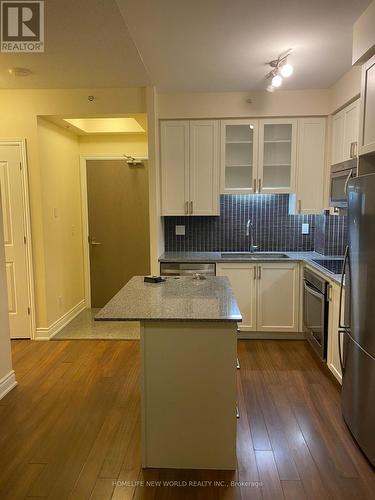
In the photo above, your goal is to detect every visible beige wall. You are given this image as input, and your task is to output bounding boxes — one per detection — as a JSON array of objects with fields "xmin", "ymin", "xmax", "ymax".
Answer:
[
  {"xmin": 158, "ymin": 89, "xmax": 331, "ymax": 119},
  {"xmin": 0, "ymin": 87, "xmax": 146, "ymax": 330},
  {"xmin": 0, "ymin": 196, "xmax": 13, "ymax": 384},
  {"xmin": 37, "ymin": 118, "xmax": 84, "ymax": 326},
  {"xmin": 330, "ymin": 66, "xmax": 362, "ymax": 113}
]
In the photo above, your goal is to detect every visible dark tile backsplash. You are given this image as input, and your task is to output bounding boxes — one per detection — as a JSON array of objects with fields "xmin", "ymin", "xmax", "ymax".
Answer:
[
  {"xmin": 314, "ymin": 214, "xmax": 347, "ymax": 256},
  {"xmin": 164, "ymin": 194, "xmax": 316, "ymax": 253}
]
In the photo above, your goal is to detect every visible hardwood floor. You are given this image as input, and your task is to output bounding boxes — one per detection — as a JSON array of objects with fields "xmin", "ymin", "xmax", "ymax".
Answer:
[{"xmin": 0, "ymin": 339, "xmax": 373, "ymax": 499}]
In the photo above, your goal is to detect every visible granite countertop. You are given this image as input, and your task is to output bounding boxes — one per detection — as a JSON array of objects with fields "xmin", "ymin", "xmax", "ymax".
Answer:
[
  {"xmin": 95, "ymin": 276, "xmax": 242, "ymax": 322},
  {"xmin": 159, "ymin": 251, "xmax": 344, "ymax": 285}
]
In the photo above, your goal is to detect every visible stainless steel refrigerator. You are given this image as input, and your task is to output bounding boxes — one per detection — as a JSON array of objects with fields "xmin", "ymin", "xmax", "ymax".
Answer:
[{"xmin": 340, "ymin": 173, "xmax": 375, "ymax": 466}]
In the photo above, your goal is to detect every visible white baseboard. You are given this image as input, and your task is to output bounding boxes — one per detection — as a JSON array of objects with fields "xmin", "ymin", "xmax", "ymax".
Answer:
[
  {"xmin": 0, "ymin": 370, "xmax": 17, "ymax": 400},
  {"xmin": 35, "ymin": 300, "xmax": 86, "ymax": 340},
  {"xmin": 238, "ymin": 331, "xmax": 305, "ymax": 340}
]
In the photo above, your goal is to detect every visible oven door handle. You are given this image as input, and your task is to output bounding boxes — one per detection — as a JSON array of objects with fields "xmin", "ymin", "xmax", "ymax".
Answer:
[{"xmin": 303, "ymin": 281, "xmax": 324, "ymax": 300}]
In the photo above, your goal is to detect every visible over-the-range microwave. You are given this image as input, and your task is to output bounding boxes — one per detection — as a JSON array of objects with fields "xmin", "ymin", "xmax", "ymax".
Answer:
[{"xmin": 330, "ymin": 159, "xmax": 357, "ymax": 209}]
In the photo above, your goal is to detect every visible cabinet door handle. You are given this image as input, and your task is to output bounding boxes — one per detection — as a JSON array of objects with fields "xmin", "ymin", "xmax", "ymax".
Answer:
[
  {"xmin": 298, "ymin": 199, "xmax": 302, "ymax": 214},
  {"xmin": 253, "ymin": 178, "xmax": 257, "ymax": 193},
  {"xmin": 258, "ymin": 265, "xmax": 262, "ymax": 280},
  {"xmin": 353, "ymin": 142, "xmax": 357, "ymax": 157},
  {"xmin": 189, "ymin": 201, "xmax": 193, "ymax": 214},
  {"xmin": 253, "ymin": 266, "xmax": 257, "ymax": 280},
  {"xmin": 185, "ymin": 201, "xmax": 189, "ymax": 215},
  {"xmin": 328, "ymin": 284, "xmax": 333, "ymax": 302},
  {"xmin": 258, "ymin": 179, "xmax": 262, "ymax": 193}
]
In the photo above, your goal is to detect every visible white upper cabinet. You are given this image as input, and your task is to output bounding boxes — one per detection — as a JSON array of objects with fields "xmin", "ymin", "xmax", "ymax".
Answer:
[
  {"xmin": 221, "ymin": 118, "xmax": 297, "ymax": 194},
  {"xmin": 160, "ymin": 121, "xmax": 189, "ymax": 216},
  {"xmin": 331, "ymin": 112, "xmax": 345, "ymax": 165},
  {"xmin": 258, "ymin": 119, "xmax": 297, "ymax": 194},
  {"xmin": 221, "ymin": 120, "xmax": 258, "ymax": 194},
  {"xmin": 343, "ymin": 101, "xmax": 360, "ymax": 160},
  {"xmin": 160, "ymin": 120, "xmax": 219, "ymax": 216},
  {"xmin": 359, "ymin": 54, "xmax": 375, "ymax": 156},
  {"xmin": 331, "ymin": 99, "xmax": 360, "ymax": 164},
  {"xmin": 189, "ymin": 121, "xmax": 219, "ymax": 215},
  {"xmin": 295, "ymin": 118, "xmax": 326, "ymax": 214}
]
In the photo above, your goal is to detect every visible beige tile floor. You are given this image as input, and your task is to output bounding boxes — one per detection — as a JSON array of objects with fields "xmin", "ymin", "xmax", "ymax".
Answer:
[{"xmin": 53, "ymin": 308, "xmax": 140, "ymax": 340}]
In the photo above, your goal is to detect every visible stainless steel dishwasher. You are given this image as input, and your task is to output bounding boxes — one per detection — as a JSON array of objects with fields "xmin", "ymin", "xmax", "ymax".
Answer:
[{"xmin": 160, "ymin": 262, "xmax": 216, "ymax": 276}]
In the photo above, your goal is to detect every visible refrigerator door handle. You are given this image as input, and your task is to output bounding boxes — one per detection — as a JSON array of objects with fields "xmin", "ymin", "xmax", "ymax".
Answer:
[
  {"xmin": 339, "ymin": 245, "xmax": 350, "ymax": 330},
  {"xmin": 338, "ymin": 329, "xmax": 346, "ymax": 374},
  {"xmin": 344, "ymin": 169, "xmax": 353, "ymax": 194}
]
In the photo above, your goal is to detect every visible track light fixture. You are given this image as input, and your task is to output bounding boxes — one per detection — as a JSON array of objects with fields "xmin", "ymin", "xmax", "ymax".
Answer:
[{"xmin": 265, "ymin": 49, "xmax": 294, "ymax": 92}]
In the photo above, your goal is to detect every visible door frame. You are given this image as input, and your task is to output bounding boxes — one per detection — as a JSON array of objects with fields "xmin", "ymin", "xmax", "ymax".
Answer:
[
  {"xmin": 79, "ymin": 155, "xmax": 148, "ymax": 308},
  {"xmin": 0, "ymin": 139, "xmax": 36, "ymax": 339}
]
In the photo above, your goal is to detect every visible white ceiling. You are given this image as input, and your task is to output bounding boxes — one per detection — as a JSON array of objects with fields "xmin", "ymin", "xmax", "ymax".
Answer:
[
  {"xmin": 115, "ymin": 0, "xmax": 370, "ymax": 92},
  {"xmin": 0, "ymin": 0, "xmax": 370, "ymax": 91},
  {"xmin": 0, "ymin": 0, "xmax": 150, "ymax": 88}
]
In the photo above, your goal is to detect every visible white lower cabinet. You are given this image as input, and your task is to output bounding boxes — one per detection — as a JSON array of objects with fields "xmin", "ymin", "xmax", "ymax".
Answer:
[
  {"xmin": 327, "ymin": 282, "xmax": 344, "ymax": 384},
  {"xmin": 257, "ymin": 263, "xmax": 299, "ymax": 332},
  {"xmin": 216, "ymin": 263, "xmax": 257, "ymax": 331},
  {"xmin": 217, "ymin": 262, "xmax": 300, "ymax": 335}
]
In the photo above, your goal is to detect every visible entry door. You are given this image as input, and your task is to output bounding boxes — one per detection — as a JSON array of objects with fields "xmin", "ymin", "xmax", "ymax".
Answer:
[
  {"xmin": 0, "ymin": 144, "xmax": 31, "ymax": 339},
  {"xmin": 86, "ymin": 160, "xmax": 150, "ymax": 308}
]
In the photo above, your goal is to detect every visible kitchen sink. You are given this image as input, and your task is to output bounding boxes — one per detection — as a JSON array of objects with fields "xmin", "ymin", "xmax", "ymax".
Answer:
[{"xmin": 220, "ymin": 252, "xmax": 289, "ymax": 259}]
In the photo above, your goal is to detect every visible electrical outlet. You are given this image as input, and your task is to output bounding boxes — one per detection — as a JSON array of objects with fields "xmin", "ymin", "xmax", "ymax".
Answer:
[
  {"xmin": 302, "ymin": 223, "xmax": 309, "ymax": 235},
  {"xmin": 175, "ymin": 225, "xmax": 185, "ymax": 236}
]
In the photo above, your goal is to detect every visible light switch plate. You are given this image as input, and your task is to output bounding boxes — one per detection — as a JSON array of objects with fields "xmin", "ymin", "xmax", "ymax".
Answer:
[
  {"xmin": 175, "ymin": 225, "xmax": 185, "ymax": 236},
  {"xmin": 302, "ymin": 223, "xmax": 309, "ymax": 235}
]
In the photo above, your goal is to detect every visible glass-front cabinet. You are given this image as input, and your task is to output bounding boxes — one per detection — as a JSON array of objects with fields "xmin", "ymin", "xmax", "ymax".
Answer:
[
  {"xmin": 221, "ymin": 118, "xmax": 297, "ymax": 194},
  {"xmin": 258, "ymin": 119, "xmax": 297, "ymax": 193},
  {"xmin": 221, "ymin": 119, "xmax": 258, "ymax": 194}
]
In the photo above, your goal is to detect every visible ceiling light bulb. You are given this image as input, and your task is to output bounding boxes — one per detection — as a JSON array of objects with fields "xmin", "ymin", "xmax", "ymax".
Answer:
[
  {"xmin": 280, "ymin": 63, "xmax": 294, "ymax": 78},
  {"xmin": 271, "ymin": 74, "xmax": 283, "ymax": 88},
  {"xmin": 266, "ymin": 84, "xmax": 275, "ymax": 93}
]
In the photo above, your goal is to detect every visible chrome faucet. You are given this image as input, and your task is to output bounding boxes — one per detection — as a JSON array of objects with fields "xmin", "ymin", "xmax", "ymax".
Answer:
[{"xmin": 246, "ymin": 219, "xmax": 258, "ymax": 253}]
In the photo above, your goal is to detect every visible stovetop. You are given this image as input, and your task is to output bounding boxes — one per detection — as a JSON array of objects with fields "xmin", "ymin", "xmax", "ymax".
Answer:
[{"xmin": 311, "ymin": 259, "xmax": 344, "ymax": 275}]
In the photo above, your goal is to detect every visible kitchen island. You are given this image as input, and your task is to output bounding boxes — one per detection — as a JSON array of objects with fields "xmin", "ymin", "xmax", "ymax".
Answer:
[{"xmin": 96, "ymin": 275, "xmax": 241, "ymax": 470}]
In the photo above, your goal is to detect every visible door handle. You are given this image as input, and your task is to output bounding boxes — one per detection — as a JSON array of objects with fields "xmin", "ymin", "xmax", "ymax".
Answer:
[
  {"xmin": 253, "ymin": 178, "xmax": 257, "ymax": 193},
  {"xmin": 185, "ymin": 201, "xmax": 189, "ymax": 215},
  {"xmin": 298, "ymin": 199, "xmax": 302, "ymax": 214},
  {"xmin": 189, "ymin": 201, "xmax": 193, "ymax": 215},
  {"xmin": 253, "ymin": 266, "xmax": 257, "ymax": 280},
  {"xmin": 90, "ymin": 237, "xmax": 102, "ymax": 246},
  {"xmin": 258, "ymin": 178, "xmax": 262, "ymax": 193},
  {"xmin": 258, "ymin": 265, "xmax": 262, "ymax": 280}
]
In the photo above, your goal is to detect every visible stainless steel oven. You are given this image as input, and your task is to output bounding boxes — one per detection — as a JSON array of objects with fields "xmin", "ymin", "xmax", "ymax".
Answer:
[
  {"xmin": 303, "ymin": 268, "xmax": 329, "ymax": 360},
  {"xmin": 330, "ymin": 159, "xmax": 357, "ymax": 209}
]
